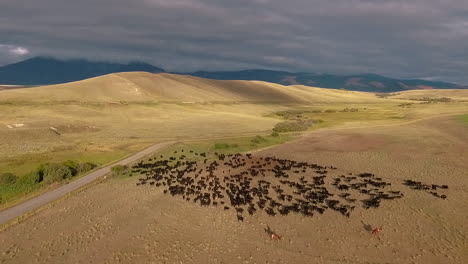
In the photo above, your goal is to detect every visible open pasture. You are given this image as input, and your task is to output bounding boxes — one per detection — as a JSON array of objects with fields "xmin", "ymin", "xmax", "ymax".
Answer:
[{"xmin": 1, "ymin": 113, "xmax": 467, "ymax": 263}]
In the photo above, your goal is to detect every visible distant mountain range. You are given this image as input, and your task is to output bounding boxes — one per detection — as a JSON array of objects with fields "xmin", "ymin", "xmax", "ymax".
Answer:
[
  {"xmin": 0, "ymin": 57, "xmax": 164, "ymax": 85},
  {"xmin": 189, "ymin": 70, "xmax": 464, "ymax": 92},
  {"xmin": 0, "ymin": 57, "xmax": 465, "ymax": 92}
]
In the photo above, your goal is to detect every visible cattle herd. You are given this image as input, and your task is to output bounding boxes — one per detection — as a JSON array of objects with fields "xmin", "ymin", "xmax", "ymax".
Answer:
[
  {"xmin": 403, "ymin": 180, "xmax": 448, "ymax": 199},
  {"xmin": 133, "ymin": 150, "xmax": 448, "ymax": 221}
]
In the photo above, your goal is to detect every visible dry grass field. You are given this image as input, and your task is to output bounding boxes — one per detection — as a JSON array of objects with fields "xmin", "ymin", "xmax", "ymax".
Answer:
[
  {"xmin": 0, "ymin": 114, "xmax": 466, "ymax": 264},
  {"xmin": 0, "ymin": 72, "xmax": 467, "ymax": 263},
  {"xmin": 0, "ymin": 72, "xmax": 399, "ymax": 206},
  {"xmin": 387, "ymin": 89, "xmax": 468, "ymax": 101},
  {"xmin": 1, "ymin": 73, "xmax": 464, "ymax": 176},
  {"xmin": 0, "ymin": 73, "xmax": 390, "ymax": 173}
]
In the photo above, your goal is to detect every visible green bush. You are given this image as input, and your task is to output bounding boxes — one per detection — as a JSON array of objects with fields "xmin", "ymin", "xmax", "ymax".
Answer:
[
  {"xmin": 271, "ymin": 131, "xmax": 279, "ymax": 137},
  {"xmin": 340, "ymin": 108, "xmax": 359, "ymax": 112},
  {"xmin": 398, "ymin": 103, "xmax": 413, "ymax": 108},
  {"xmin": 251, "ymin": 135, "xmax": 267, "ymax": 144},
  {"xmin": 35, "ymin": 163, "xmax": 50, "ymax": 182},
  {"xmin": 77, "ymin": 162, "xmax": 97, "ymax": 174},
  {"xmin": 214, "ymin": 143, "xmax": 230, "ymax": 149},
  {"xmin": 272, "ymin": 120, "xmax": 314, "ymax": 133},
  {"xmin": 0, "ymin": 160, "xmax": 98, "ymax": 206},
  {"xmin": 63, "ymin": 160, "xmax": 79, "ymax": 176},
  {"xmin": 20, "ymin": 171, "xmax": 42, "ymax": 185},
  {"xmin": 275, "ymin": 110, "xmax": 308, "ymax": 119},
  {"xmin": 416, "ymin": 97, "xmax": 451, "ymax": 102},
  {"xmin": 43, "ymin": 163, "xmax": 73, "ymax": 184},
  {"xmin": 0, "ymin": 173, "xmax": 17, "ymax": 185},
  {"xmin": 324, "ymin": 109, "xmax": 337, "ymax": 113},
  {"xmin": 111, "ymin": 165, "xmax": 129, "ymax": 177},
  {"xmin": 214, "ymin": 143, "xmax": 239, "ymax": 149}
]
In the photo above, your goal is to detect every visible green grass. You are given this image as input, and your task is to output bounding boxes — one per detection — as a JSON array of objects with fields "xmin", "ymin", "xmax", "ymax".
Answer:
[
  {"xmin": 0, "ymin": 172, "xmax": 43, "ymax": 206},
  {"xmin": 273, "ymin": 120, "xmax": 314, "ymax": 132},
  {"xmin": 0, "ymin": 144, "xmax": 140, "ymax": 209},
  {"xmin": 0, "ymin": 148, "xmax": 132, "ymax": 177},
  {"xmin": 2, "ymin": 99, "xmax": 466, "ymax": 204},
  {"xmin": 269, "ymin": 101, "xmax": 468, "ymax": 131},
  {"xmin": 455, "ymin": 114, "xmax": 468, "ymax": 124},
  {"xmin": 272, "ymin": 103, "xmax": 409, "ymax": 130},
  {"xmin": 214, "ymin": 143, "xmax": 239, "ymax": 149},
  {"xmin": 124, "ymin": 134, "xmax": 297, "ymax": 174},
  {"xmin": 110, "ymin": 164, "xmax": 132, "ymax": 179},
  {"xmin": 0, "ymin": 160, "xmax": 98, "ymax": 208}
]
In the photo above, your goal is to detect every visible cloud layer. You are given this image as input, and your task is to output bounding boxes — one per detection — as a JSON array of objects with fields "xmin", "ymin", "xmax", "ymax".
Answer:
[
  {"xmin": 0, "ymin": 44, "xmax": 30, "ymax": 59},
  {"xmin": 1, "ymin": 0, "xmax": 467, "ymax": 83}
]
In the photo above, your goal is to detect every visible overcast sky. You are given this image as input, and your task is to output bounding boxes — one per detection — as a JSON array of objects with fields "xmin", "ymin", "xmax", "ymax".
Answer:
[{"xmin": 1, "ymin": 0, "xmax": 467, "ymax": 84}]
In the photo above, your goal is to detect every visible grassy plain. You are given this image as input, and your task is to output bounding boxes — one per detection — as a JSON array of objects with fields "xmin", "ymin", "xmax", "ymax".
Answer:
[
  {"xmin": 456, "ymin": 114, "xmax": 468, "ymax": 124},
  {"xmin": 1, "ymin": 113, "xmax": 467, "ymax": 263},
  {"xmin": 0, "ymin": 72, "xmax": 467, "ymax": 207},
  {"xmin": 387, "ymin": 89, "xmax": 468, "ymax": 101}
]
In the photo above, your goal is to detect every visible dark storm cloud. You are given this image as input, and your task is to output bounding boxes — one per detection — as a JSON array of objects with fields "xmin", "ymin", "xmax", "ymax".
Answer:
[{"xmin": 1, "ymin": 0, "xmax": 467, "ymax": 83}]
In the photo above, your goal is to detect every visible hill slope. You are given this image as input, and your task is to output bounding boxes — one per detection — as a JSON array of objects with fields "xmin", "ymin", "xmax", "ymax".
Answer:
[
  {"xmin": 0, "ymin": 72, "xmax": 384, "ymax": 103},
  {"xmin": 387, "ymin": 89, "xmax": 468, "ymax": 101}
]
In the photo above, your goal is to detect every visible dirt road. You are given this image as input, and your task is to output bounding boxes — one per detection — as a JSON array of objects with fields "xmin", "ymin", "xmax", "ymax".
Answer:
[{"xmin": 0, "ymin": 141, "xmax": 175, "ymax": 225}]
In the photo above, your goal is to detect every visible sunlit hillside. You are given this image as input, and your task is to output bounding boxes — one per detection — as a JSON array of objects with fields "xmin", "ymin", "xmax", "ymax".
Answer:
[{"xmin": 0, "ymin": 72, "xmax": 385, "ymax": 104}]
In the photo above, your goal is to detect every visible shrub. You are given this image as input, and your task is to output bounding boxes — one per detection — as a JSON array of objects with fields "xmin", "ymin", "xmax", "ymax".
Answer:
[
  {"xmin": 271, "ymin": 131, "xmax": 279, "ymax": 137},
  {"xmin": 417, "ymin": 97, "xmax": 451, "ymax": 102},
  {"xmin": 376, "ymin": 93, "xmax": 391, "ymax": 98},
  {"xmin": 43, "ymin": 163, "xmax": 73, "ymax": 184},
  {"xmin": 20, "ymin": 171, "xmax": 42, "ymax": 185},
  {"xmin": 214, "ymin": 143, "xmax": 230, "ymax": 149},
  {"xmin": 111, "ymin": 165, "xmax": 128, "ymax": 173},
  {"xmin": 0, "ymin": 173, "xmax": 17, "ymax": 185},
  {"xmin": 77, "ymin": 162, "xmax": 97, "ymax": 174},
  {"xmin": 35, "ymin": 163, "xmax": 50, "ymax": 182},
  {"xmin": 214, "ymin": 143, "xmax": 239, "ymax": 149},
  {"xmin": 251, "ymin": 135, "xmax": 267, "ymax": 144},
  {"xmin": 62, "ymin": 160, "xmax": 79, "ymax": 176},
  {"xmin": 324, "ymin": 109, "xmax": 336, "ymax": 113},
  {"xmin": 272, "ymin": 120, "xmax": 314, "ymax": 133},
  {"xmin": 275, "ymin": 110, "xmax": 309, "ymax": 120},
  {"xmin": 398, "ymin": 103, "xmax": 413, "ymax": 108},
  {"xmin": 111, "ymin": 165, "xmax": 129, "ymax": 177},
  {"xmin": 340, "ymin": 107, "xmax": 359, "ymax": 112}
]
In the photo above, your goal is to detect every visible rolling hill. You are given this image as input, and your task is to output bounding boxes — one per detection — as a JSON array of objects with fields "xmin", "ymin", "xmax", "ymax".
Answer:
[
  {"xmin": 387, "ymin": 89, "xmax": 468, "ymax": 101},
  {"xmin": 0, "ymin": 72, "xmax": 385, "ymax": 103}
]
